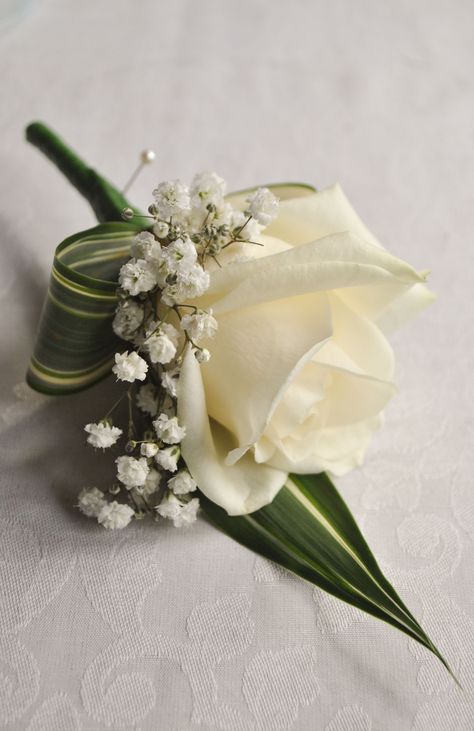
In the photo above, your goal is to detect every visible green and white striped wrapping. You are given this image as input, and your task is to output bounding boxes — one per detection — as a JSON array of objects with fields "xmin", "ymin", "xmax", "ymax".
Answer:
[{"xmin": 27, "ymin": 223, "xmax": 141, "ymax": 394}]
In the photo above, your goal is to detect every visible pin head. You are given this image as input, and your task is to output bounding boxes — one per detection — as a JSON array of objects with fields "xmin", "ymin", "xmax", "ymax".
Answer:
[{"xmin": 140, "ymin": 149, "xmax": 156, "ymax": 164}]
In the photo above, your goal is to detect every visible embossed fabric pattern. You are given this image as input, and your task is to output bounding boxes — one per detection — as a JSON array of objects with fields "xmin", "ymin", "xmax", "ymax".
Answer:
[{"xmin": 0, "ymin": 1, "xmax": 473, "ymax": 729}]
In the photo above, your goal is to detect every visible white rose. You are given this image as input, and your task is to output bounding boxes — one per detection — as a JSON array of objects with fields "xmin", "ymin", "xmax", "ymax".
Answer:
[{"xmin": 178, "ymin": 184, "xmax": 434, "ymax": 516}]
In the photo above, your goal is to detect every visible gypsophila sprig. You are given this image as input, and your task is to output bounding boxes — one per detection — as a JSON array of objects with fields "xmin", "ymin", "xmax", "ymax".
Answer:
[
  {"xmin": 84, "ymin": 422, "xmax": 123, "ymax": 449},
  {"xmin": 112, "ymin": 351, "xmax": 148, "ymax": 382},
  {"xmin": 77, "ymin": 173, "xmax": 279, "ymax": 529},
  {"xmin": 77, "ymin": 487, "xmax": 106, "ymax": 518}
]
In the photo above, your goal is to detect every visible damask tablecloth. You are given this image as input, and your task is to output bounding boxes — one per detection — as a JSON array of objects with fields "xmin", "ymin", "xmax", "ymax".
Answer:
[{"xmin": 1, "ymin": 1, "xmax": 473, "ymax": 728}]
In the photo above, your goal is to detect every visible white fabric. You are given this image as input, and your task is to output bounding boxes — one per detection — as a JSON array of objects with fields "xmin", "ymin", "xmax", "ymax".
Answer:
[{"xmin": 1, "ymin": 0, "xmax": 473, "ymax": 728}]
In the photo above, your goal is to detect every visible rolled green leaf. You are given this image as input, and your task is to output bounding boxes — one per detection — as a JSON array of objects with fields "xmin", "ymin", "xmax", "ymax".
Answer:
[
  {"xmin": 27, "ymin": 222, "xmax": 141, "ymax": 394},
  {"xmin": 200, "ymin": 472, "xmax": 455, "ymax": 680}
]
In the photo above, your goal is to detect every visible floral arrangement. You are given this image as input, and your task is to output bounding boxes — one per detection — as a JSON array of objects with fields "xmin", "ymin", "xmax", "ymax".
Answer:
[
  {"xmin": 79, "ymin": 175, "xmax": 281, "ymax": 530},
  {"xmin": 26, "ymin": 122, "xmax": 455, "ymax": 681}
]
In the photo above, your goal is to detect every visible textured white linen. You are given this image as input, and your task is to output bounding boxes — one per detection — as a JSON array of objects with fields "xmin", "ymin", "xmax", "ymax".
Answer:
[{"xmin": 0, "ymin": 0, "xmax": 473, "ymax": 728}]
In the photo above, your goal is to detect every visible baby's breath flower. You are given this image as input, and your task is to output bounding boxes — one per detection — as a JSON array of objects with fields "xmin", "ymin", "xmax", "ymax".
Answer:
[
  {"xmin": 136, "ymin": 468, "xmax": 162, "ymax": 497},
  {"xmin": 84, "ymin": 422, "xmax": 122, "ymax": 449},
  {"xmin": 145, "ymin": 332, "xmax": 177, "ymax": 364},
  {"xmin": 228, "ymin": 209, "xmax": 260, "ymax": 242},
  {"xmin": 131, "ymin": 231, "xmax": 162, "ymax": 262},
  {"xmin": 186, "ymin": 207, "xmax": 207, "ymax": 235},
  {"xmin": 153, "ymin": 414, "xmax": 186, "ymax": 444},
  {"xmin": 190, "ymin": 171, "xmax": 226, "ymax": 209},
  {"xmin": 245, "ymin": 187, "xmax": 279, "ymax": 226},
  {"xmin": 113, "ymin": 299, "xmax": 144, "ymax": 341},
  {"xmin": 153, "ymin": 221, "xmax": 169, "ymax": 239},
  {"xmin": 136, "ymin": 383, "xmax": 159, "ymax": 416},
  {"xmin": 112, "ymin": 351, "xmax": 148, "ymax": 382},
  {"xmin": 161, "ymin": 237, "xmax": 197, "ymax": 274},
  {"xmin": 98, "ymin": 501, "xmax": 134, "ymax": 529},
  {"xmin": 119, "ymin": 258, "xmax": 157, "ymax": 296},
  {"xmin": 181, "ymin": 310, "xmax": 218, "ymax": 343},
  {"xmin": 141, "ymin": 442, "xmax": 159, "ymax": 458},
  {"xmin": 168, "ymin": 469, "xmax": 197, "ymax": 495},
  {"xmin": 144, "ymin": 321, "xmax": 180, "ymax": 365},
  {"xmin": 213, "ymin": 202, "xmax": 233, "ymax": 227},
  {"xmin": 195, "ymin": 347, "xmax": 211, "ymax": 364},
  {"xmin": 152, "ymin": 180, "xmax": 190, "ymax": 220},
  {"xmin": 161, "ymin": 367, "xmax": 180, "ymax": 398},
  {"xmin": 156, "ymin": 494, "xmax": 199, "ymax": 527},
  {"xmin": 154, "ymin": 445, "xmax": 180, "ymax": 472},
  {"xmin": 96, "ymin": 169, "xmax": 278, "ymax": 530},
  {"xmin": 116, "ymin": 455, "xmax": 149, "ymax": 488},
  {"xmin": 162, "ymin": 264, "xmax": 210, "ymax": 305},
  {"xmin": 77, "ymin": 487, "xmax": 106, "ymax": 518}
]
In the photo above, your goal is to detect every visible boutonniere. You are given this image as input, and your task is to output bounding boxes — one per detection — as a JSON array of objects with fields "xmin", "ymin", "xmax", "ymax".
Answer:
[{"xmin": 26, "ymin": 121, "xmax": 456, "ymax": 682}]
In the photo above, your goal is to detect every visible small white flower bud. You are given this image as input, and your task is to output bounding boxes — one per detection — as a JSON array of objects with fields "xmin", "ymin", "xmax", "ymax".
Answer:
[
  {"xmin": 195, "ymin": 348, "xmax": 210, "ymax": 363},
  {"xmin": 141, "ymin": 442, "xmax": 159, "ymax": 458},
  {"xmin": 153, "ymin": 221, "xmax": 169, "ymax": 238},
  {"xmin": 121, "ymin": 207, "xmax": 134, "ymax": 221}
]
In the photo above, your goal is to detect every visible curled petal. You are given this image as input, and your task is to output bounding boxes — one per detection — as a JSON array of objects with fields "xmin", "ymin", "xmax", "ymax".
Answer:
[{"xmin": 178, "ymin": 347, "xmax": 287, "ymax": 515}]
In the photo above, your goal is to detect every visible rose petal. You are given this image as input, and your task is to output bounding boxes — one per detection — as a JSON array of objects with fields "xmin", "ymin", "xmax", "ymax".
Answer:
[
  {"xmin": 201, "ymin": 291, "xmax": 332, "ymax": 453},
  {"xmin": 374, "ymin": 282, "xmax": 436, "ymax": 334},
  {"xmin": 178, "ymin": 347, "xmax": 287, "ymax": 515},
  {"xmin": 263, "ymin": 415, "xmax": 385, "ymax": 476},
  {"xmin": 263, "ymin": 184, "xmax": 383, "ymax": 248},
  {"xmin": 316, "ymin": 294, "xmax": 395, "ymax": 380},
  {"xmin": 202, "ymin": 232, "xmax": 425, "ymax": 317}
]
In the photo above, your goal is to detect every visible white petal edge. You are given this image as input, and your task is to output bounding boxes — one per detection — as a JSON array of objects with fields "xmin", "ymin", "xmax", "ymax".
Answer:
[
  {"xmin": 262, "ymin": 184, "xmax": 384, "ymax": 249},
  {"xmin": 202, "ymin": 232, "xmax": 426, "ymax": 317}
]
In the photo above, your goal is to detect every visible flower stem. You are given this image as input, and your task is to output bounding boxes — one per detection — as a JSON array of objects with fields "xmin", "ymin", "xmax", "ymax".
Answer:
[{"xmin": 25, "ymin": 121, "xmax": 142, "ymax": 223}]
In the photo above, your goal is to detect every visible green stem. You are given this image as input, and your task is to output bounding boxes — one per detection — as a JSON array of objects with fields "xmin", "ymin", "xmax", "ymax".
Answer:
[{"xmin": 25, "ymin": 121, "xmax": 141, "ymax": 223}]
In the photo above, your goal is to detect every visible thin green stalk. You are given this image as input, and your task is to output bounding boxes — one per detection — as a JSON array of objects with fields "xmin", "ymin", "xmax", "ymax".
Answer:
[{"xmin": 25, "ymin": 122, "xmax": 142, "ymax": 223}]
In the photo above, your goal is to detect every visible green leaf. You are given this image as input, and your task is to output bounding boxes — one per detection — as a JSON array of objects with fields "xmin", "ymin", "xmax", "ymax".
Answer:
[
  {"xmin": 200, "ymin": 472, "xmax": 457, "ymax": 681},
  {"xmin": 26, "ymin": 222, "xmax": 141, "ymax": 395}
]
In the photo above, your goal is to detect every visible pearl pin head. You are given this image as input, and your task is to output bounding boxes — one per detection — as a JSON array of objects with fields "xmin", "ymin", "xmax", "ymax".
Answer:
[{"xmin": 140, "ymin": 149, "xmax": 156, "ymax": 164}]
